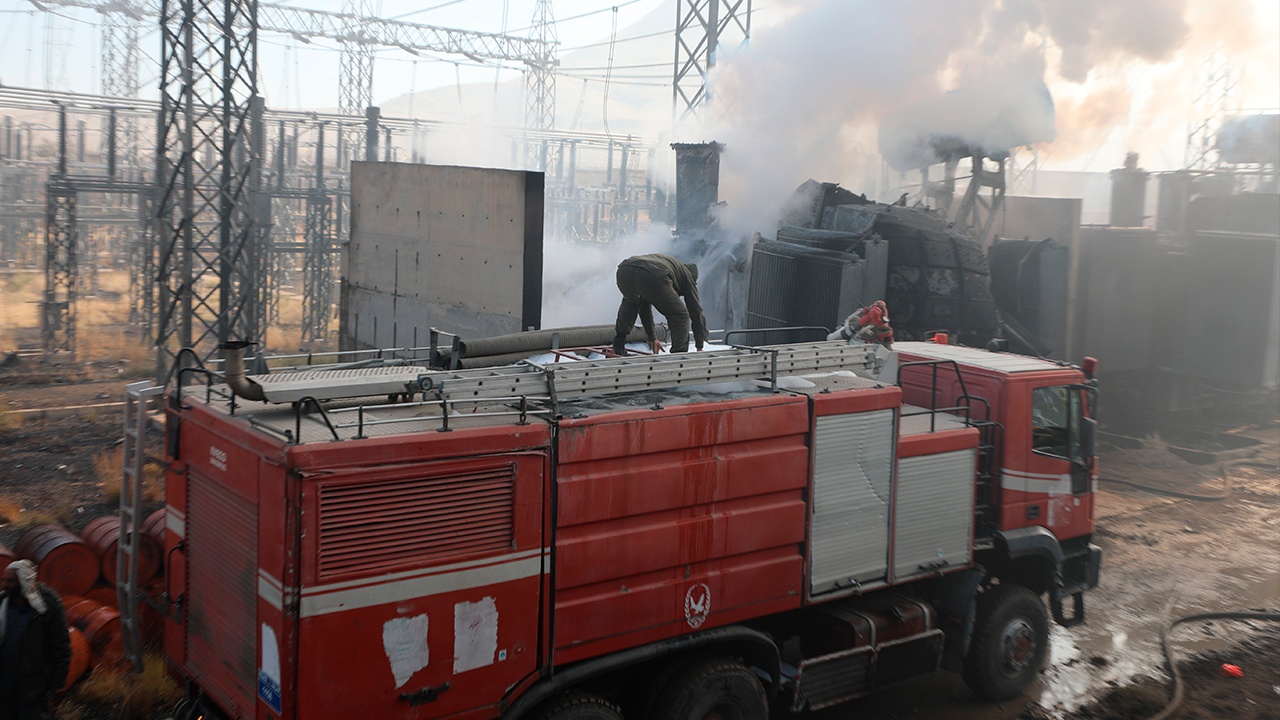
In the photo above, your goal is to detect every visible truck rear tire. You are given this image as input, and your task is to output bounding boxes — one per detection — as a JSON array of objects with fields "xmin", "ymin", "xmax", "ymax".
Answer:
[
  {"xmin": 535, "ymin": 692, "xmax": 625, "ymax": 720},
  {"xmin": 652, "ymin": 658, "xmax": 768, "ymax": 720},
  {"xmin": 962, "ymin": 583, "xmax": 1049, "ymax": 700}
]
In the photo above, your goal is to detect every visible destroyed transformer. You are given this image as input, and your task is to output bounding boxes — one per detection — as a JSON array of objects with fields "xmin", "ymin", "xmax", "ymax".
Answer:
[
  {"xmin": 153, "ymin": 335, "xmax": 1101, "ymax": 720},
  {"xmin": 746, "ymin": 180, "xmax": 1000, "ymax": 347}
]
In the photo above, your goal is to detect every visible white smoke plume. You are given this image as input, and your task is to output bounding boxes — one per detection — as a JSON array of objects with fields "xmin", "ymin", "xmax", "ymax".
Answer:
[
  {"xmin": 687, "ymin": 0, "xmax": 1274, "ymax": 231},
  {"xmin": 542, "ymin": 225, "xmax": 676, "ymax": 328}
]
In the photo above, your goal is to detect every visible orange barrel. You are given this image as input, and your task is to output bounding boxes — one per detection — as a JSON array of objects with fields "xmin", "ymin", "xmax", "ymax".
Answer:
[
  {"xmin": 14, "ymin": 524, "xmax": 99, "ymax": 596},
  {"xmin": 60, "ymin": 627, "xmax": 91, "ymax": 693},
  {"xmin": 59, "ymin": 594, "xmax": 88, "ymax": 611},
  {"xmin": 63, "ymin": 595, "xmax": 124, "ymax": 667},
  {"xmin": 0, "ymin": 542, "xmax": 15, "ymax": 567},
  {"xmin": 142, "ymin": 508, "xmax": 167, "ymax": 559},
  {"xmin": 84, "ymin": 584, "xmax": 119, "ymax": 608},
  {"xmin": 80, "ymin": 515, "xmax": 161, "ymax": 586}
]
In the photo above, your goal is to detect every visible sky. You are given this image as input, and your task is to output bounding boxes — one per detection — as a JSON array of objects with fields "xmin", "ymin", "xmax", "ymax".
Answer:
[
  {"xmin": 0, "ymin": 0, "xmax": 671, "ymax": 110},
  {"xmin": 1, "ymin": 0, "xmax": 1277, "ymax": 184}
]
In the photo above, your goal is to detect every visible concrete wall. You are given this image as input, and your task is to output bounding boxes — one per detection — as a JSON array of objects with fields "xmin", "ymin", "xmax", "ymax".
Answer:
[
  {"xmin": 996, "ymin": 196, "xmax": 1083, "ymax": 358},
  {"xmin": 341, "ymin": 162, "xmax": 543, "ymax": 351}
]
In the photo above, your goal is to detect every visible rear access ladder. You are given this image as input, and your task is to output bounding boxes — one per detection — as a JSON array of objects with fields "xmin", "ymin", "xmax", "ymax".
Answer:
[
  {"xmin": 118, "ymin": 380, "xmax": 164, "ymax": 672},
  {"xmin": 421, "ymin": 341, "xmax": 879, "ymax": 406}
]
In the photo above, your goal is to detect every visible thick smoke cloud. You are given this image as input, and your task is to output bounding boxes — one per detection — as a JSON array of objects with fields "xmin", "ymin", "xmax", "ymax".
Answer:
[
  {"xmin": 692, "ymin": 0, "xmax": 1227, "ymax": 229},
  {"xmin": 541, "ymin": 0, "xmax": 1277, "ymax": 328}
]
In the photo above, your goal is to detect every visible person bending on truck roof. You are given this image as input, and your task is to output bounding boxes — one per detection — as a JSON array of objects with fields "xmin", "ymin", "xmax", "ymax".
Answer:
[
  {"xmin": 0, "ymin": 560, "xmax": 70, "ymax": 720},
  {"xmin": 613, "ymin": 253, "xmax": 710, "ymax": 356}
]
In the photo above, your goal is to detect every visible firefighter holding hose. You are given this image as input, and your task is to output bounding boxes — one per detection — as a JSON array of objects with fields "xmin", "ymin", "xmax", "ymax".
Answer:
[
  {"xmin": 828, "ymin": 300, "xmax": 895, "ymax": 349},
  {"xmin": 612, "ymin": 253, "xmax": 709, "ymax": 356}
]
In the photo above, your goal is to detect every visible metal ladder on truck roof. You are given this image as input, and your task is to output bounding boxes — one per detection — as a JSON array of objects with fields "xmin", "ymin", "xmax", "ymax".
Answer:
[
  {"xmin": 118, "ymin": 380, "xmax": 164, "ymax": 672},
  {"xmin": 422, "ymin": 341, "xmax": 879, "ymax": 405}
]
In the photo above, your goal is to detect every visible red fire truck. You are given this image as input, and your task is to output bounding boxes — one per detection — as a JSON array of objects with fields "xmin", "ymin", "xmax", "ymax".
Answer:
[{"xmin": 155, "ymin": 337, "xmax": 1100, "ymax": 719}]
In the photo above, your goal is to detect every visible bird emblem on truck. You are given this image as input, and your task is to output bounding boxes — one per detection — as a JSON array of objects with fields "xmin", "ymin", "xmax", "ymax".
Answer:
[{"xmin": 684, "ymin": 583, "xmax": 711, "ymax": 628}]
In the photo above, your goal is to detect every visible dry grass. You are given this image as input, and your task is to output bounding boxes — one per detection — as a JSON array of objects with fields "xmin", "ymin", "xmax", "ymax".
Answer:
[
  {"xmin": 7, "ymin": 508, "xmax": 74, "ymax": 531},
  {"xmin": 0, "ymin": 498, "xmax": 23, "ymax": 525},
  {"xmin": 2, "ymin": 267, "xmax": 326, "ymax": 364},
  {"xmin": 0, "ymin": 411, "xmax": 23, "ymax": 430},
  {"xmin": 67, "ymin": 653, "xmax": 182, "ymax": 720},
  {"xmin": 96, "ymin": 448, "xmax": 165, "ymax": 505}
]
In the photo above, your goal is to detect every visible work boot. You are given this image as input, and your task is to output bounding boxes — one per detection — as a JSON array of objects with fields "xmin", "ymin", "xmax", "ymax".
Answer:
[{"xmin": 612, "ymin": 336, "xmax": 627, "ymax": 357}]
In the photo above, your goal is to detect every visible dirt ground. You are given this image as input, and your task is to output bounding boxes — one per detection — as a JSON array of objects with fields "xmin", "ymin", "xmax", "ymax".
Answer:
[{"xmin": 1, "ymin": 367, "xmax": 1277, "ymax": 719}]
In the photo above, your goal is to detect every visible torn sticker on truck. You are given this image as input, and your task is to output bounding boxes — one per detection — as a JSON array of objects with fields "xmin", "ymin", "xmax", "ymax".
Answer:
[
  {"xmin": 383, "ymin": 614, "xmax": 430, "ymax": 689},
  {"xmin": 454, "ymin": 597, "xmax": 498, "ymax": 674},
  {"xmin": 258, "ymin": 624, "xmax": 282, "ymax": 714}
]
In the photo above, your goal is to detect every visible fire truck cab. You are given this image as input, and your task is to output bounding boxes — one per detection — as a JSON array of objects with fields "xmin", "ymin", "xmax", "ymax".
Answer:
[{"xmin": 158, "ymin": 338, "xmax": 1100, "ymax": 720}]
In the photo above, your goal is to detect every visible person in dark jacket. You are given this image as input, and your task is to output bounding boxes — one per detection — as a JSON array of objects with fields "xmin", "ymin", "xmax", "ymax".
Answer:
[
  {"xmin": 0, "ymin": 560, "xmax": 71, "ymax": 720},
  {"xmin": 613, "ymin": 253, "xmax": 710, "ymax": 355}
]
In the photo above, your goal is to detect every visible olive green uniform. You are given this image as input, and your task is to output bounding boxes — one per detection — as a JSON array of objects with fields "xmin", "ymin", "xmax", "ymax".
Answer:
[{"xmin": 614, "ymin": 254, "xmax": 709, "ymax": 354}]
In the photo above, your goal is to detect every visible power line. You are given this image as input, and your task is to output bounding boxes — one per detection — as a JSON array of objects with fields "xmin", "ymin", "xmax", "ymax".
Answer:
[
  {"xmin": 602, "ymin": 6, "xmax": 618, "ymax": 139},
  {"xmin": 390, "ymin": 0, "xmax": 475, "ymax": 21},
  {"xmin": 561, "ymin": 61, "xmax": 668, "ymax": 71},
  {"xmin": 560, "ymin": 74, "xmax": 669, "ymax": 88},
  {"xmin": 560, "ymin": 29, "xmax": 669, "ymax": 52},
  {"xmin": 510, "ymin": 0, "xmax": 645, "ymax": 33}
]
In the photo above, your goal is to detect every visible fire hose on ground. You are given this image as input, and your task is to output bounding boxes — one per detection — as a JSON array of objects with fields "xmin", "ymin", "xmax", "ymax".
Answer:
[
  {"xmin": 1142, "ymin": 610, "xmax": 1280, "ymax": 720},
  {"xmin": 1098, "ymin": 443, "xmax": 1280, "ymax": 718},
  {"xmin": 1100, "ymin": 456, "xmax": 1279, "ymax": 502}
]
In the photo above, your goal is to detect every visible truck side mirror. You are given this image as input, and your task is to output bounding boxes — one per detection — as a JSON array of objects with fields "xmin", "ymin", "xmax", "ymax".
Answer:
[{"xmin": 1080, "ymin": 417, "xmax": 1097, "ymax": 460}]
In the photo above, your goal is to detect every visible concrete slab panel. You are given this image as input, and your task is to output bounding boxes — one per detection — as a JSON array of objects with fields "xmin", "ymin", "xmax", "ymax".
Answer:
[{"xmin": 341, "ymin": 162, "xmax": 543, "ymax": 351}]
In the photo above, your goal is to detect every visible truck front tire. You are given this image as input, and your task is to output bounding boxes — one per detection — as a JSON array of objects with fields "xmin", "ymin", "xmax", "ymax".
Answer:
[
  {"xmin": 962, "ymin": 584, "xmax": 1049, "ymax": 700},
  {"xmin": 652, "ymin": 658, "xmax": 768, "ymax": 720},
  {"xmin": 535, "ymin": 692, "xmax": 625, "ymax": 720}
]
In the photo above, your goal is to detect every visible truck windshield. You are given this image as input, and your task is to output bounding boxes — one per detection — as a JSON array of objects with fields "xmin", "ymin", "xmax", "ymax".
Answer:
[{"xmin": 1030, "ymin": 385, "xmax": 1084, "ymax": 460}]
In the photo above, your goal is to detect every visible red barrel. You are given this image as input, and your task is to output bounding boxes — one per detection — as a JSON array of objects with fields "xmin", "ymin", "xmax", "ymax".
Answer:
[
  {"xmin": 0, "ymin": 543, "xmax": 15, "ymax": 567},
  {"xmin": 80, "ymin": 515, "xmax": 161, "ymax": 585},
  {"xmin": 142, "ymin": 508, "xmax": 167, "ymax": 559},
  {"xmin": 60, "ymin": 627, "xmax": 91, "ymax": 693},
  {"xmin": 14, "ymin": 524, "xmax": 99, "ymax": 596},
  {"xmin": 63, "ymin": 596, "xmax": 124, "ymax": 667},
  {"xmin": 83, "ymin": 584, "xmax": 119, "ymax": 609}
]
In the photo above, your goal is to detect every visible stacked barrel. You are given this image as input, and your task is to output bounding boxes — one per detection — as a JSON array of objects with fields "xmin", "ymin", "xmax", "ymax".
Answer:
[{"xmin": 11, "ymin": 511, "xmax": 169, "ymax": 690}]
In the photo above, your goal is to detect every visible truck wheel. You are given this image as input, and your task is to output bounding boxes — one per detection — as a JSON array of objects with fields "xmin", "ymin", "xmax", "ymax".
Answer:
[
  {"xmin": 535, "ymin": 692, "xmax": 624, "ymax": 720},
  {"xmin": 963, "ymin": 583, "xmax": 1049, "ymax": 700},
  {"xmin": 652, "ymin": 658, "xmax": 768, "ymax": 720}
]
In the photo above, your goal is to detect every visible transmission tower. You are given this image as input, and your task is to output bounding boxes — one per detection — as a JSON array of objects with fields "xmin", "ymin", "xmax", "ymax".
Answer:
[
  {"xmin": 526, "ymin": 0, "xmax": 558, "ymax": 132},
  {"xmin": 672, "ymin": 0, "xmax": 751, "ymax": 128},
  {"xmin": 101, "ymin": 11, "xmax": 141, "ymax": 98},
  {"xmin": 154, "ymin": 0, "xmax": 264, "ymax": 379},
  {"xmin": 340, "ymin": 0, "xmax": 377, "ymax": 116},
  {"xmin": 1185, "ymin": 58, "xmax": 1235, "ymax": 170}
]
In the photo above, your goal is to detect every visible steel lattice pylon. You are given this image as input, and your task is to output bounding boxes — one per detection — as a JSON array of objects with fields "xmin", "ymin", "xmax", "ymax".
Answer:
[
  {"xmin": 526, "ymin": 0, "xmax": 558, "ymax": 134},
  {"xmin": 301, "ymin": 192, "xmax": 333, "ymax": 340},
  {"xmin": 339, "ymin": 0, "xmax": 376, "ymax": 116},
  {"xmin": 672, "ymin": 0, "xmax": 751, "ymax": 128},
  {"xmin": 302, "ymin": 123, "xmax": 333, "ymax": 341},
  {"xmin": 1185, "ymin": 59, "xmax": 1235, "ymax": 171},
  {"xmin": 42, "ymin": 183, "xmax": 78, "ymax": 354},
  {"xmin": 129, "ymin": 188, "xmax": 158, "ymax": 330},
  {"xmin": 101, "ymin": 13, "xmax": 141, "ymax": 167},
  {"xmin": 102, "ymin": 12, "xmax": 140, "ymax": 98},
  {"xmin": 154, "ymin": 0, "xmax": 263, "ymax": 380}
]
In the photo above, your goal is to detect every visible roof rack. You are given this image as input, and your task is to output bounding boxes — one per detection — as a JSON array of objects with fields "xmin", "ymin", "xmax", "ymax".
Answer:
[{"xmin": 421, "ymin": 341, "xmax": 878, "ymax": 404}]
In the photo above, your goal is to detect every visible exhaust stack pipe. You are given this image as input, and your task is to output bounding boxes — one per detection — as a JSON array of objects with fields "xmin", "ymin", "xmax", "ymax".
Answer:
[{"xmin": 219, "ymin": 341, "xmax": 266, "ymax": 402}]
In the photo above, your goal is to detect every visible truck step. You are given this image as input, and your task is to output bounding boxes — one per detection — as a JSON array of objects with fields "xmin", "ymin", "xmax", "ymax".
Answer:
[
  {"xmin": 790, "ymin": 630, "xmax": 945, "ymax": 711},
  {"xmin": 791, "ymin": 646, "xmax": 873, "ymax": 711}
]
